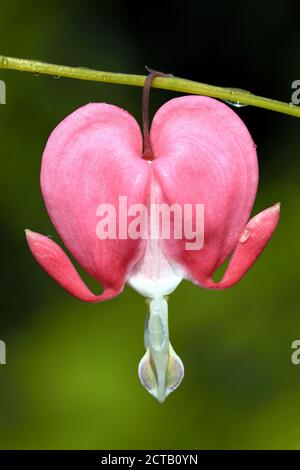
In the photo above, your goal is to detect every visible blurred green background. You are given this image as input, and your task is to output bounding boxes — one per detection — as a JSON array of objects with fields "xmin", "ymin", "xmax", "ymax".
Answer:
[{"xmin": 0, "ymin": 0, "xmax": 300, "ymax": 450}]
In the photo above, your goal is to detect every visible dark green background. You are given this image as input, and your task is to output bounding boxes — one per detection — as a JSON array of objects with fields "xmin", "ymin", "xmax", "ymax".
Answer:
[{"xmin": 0, "ymin": 0, "xmax": 299, "ymax": 450}]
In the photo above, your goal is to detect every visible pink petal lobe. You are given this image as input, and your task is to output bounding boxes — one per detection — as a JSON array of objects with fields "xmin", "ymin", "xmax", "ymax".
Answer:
[
  {"xmin": 204, "ymin": 203, "xmax": 280, "ymax": 289},
  {"xmin": 26, "ymin": 230, "xmax": 118, "ymax": 302},
  {"xmin": 151, "ymin": 96, "xmax": 259, "ymax": 284},
  {"xmin": 41, "ymin": 103, "xmax": 150, "ymax": 295}
]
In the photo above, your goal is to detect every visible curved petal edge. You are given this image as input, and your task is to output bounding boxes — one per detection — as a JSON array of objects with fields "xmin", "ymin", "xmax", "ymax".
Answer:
[
  {"xmin": 25, "ymin": 230, "xmax": 121, "ymax": 302},
  {"xmin": 200, "ymin": 203, "xmax": 281, "ymax": 289}
]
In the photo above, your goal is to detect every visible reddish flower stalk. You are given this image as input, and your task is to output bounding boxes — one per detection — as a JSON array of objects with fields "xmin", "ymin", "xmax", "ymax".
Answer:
[{"xmin": 142, "ymin": 67, "xmax": 172, "ymax": 160}]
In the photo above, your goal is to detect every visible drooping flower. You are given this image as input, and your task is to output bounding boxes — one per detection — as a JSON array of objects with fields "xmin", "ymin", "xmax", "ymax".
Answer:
[{"xmin": 26, "ymin": 85, "xmax": 280, "ymax": 402}]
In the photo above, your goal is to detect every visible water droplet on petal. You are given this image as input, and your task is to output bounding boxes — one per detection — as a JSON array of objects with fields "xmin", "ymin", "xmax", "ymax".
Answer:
[{"xmin": 240, "ymin": 229, "xmax": 251, "ymax": 243}]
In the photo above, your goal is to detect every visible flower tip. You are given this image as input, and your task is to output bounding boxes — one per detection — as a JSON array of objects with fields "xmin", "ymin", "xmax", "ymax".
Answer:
[
  {"xmin": 24, "ymin": 228, "xmax": 33, "ymax": 241},
  {"xmin": 24, "ymin": 229, "xmax": 40, "ymax": 244},
  {"xmin": 266, "ymin": 202, "xmax": 281, "ymax": 221},
  {"xmin": 156, "ymin": 395, "xmax": 166, "ymax": 404}
]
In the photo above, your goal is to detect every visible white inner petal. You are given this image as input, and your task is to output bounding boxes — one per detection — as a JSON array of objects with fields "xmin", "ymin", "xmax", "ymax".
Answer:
[{"xmin": 127, "ymin": 171, "xmax": 183, "ymax": 299}]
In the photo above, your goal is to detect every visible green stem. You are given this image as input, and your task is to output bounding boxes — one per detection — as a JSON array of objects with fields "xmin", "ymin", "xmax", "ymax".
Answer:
[{"xmin": 1, "ymin": 54, "xmax": 299, "ymax": 118}]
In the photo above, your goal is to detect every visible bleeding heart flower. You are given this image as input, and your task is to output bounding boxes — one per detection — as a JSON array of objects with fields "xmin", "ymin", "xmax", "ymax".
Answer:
[{"xmin": 25, "ymin": 74, "xmax": 280, "ymax": 402}]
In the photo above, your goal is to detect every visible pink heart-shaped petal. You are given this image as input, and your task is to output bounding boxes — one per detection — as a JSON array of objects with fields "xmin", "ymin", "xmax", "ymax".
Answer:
[
  {"xmin": 151, "ymin": 96, "xmax": 259, "ymax": 285},
  {"xmin": 41, "ymin": 103, "xmax": 150, "ymax": 294}
]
